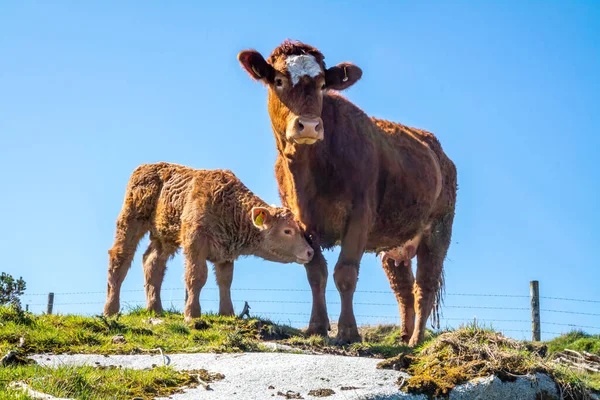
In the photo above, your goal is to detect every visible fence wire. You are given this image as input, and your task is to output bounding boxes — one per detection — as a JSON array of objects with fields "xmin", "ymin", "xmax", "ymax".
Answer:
[{"xmin": 19, "ymin": 287, "xmax": 600, "ymax": 339}]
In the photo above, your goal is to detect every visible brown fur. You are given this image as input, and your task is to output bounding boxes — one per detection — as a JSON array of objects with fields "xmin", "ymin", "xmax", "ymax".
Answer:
[
  {"xmin": 103, "ymin": 162, "xmax": 313, "ymax": 322},
  {"xmin": 238, "ymin": 40, "xmax": 457, "ymax": 346}
]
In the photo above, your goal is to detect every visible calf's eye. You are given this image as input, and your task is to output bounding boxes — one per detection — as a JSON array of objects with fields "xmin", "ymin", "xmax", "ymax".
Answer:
[
  {"xmin": 275, "ymin": 79, "xmax": 283, "ymax": 87},
  {"xmin": 284, "ymin": 229, "xmax": 293, "ymax": 236}
]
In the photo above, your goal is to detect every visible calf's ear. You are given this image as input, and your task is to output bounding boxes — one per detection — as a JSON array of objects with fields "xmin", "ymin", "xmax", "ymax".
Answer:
[
  {"xmin": 325, "ymin": 62, "xmax": 362, "ymax": 91},
  {"xmin": 238, "ymin": 50, "xmax": 275, "ymax": 84},
  {"xmin": 251, "ymin": 207, "xmax": 273, "ymax": 230}
]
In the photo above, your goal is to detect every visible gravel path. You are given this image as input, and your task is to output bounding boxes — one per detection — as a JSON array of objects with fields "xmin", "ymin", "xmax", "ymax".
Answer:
[
  {"xmin": 31, "ymin": 352, "xmax": 419, "ymax": 400},
  {"xmin": 31, "ymin": 352, "xmax": 581, "ymax": 399}
]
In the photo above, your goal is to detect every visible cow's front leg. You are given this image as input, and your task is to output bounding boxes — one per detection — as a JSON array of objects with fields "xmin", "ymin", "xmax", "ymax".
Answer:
[
  {"xmin": 334, "ymin": 202, "xmax": 370, "ymax": 345},
  {"xmin": 304, "ymin": 243, "xmax": 329, "ymax": 337}
]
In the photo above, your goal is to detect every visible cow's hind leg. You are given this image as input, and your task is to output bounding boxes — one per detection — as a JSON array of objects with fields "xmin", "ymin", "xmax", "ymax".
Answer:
[
  {"xmin": 382, "ymin": 258, "xmax": 415, "ymax": 343},
  {"xmin": 215, "ymin": 261, "xmax": 235, "ymax": 316},
  {"xmin": 143, "ymin": 236, "xmax": 175, "ymax": 314},
  {"xmin": 410, "ymin": 212, "xmax": 454, "ymax": 347},
  {"xmin": 104, "ymin": 218, "xmax": 148, "ymax": 316}
]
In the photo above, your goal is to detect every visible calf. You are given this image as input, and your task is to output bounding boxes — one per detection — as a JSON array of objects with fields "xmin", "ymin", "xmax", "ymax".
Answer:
[{"xmin": 103, "ymin": 162, "xmax": 314, "ymax": 322}]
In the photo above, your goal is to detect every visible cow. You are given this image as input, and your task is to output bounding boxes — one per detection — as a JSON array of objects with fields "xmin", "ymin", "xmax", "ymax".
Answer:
[
  {"xmin": 237, "ymin": 40, "xmax": 457, "ymax": 346},
  {"xmin": 103, "ymin": 162, "xmax": 314, "ymax": 322}
]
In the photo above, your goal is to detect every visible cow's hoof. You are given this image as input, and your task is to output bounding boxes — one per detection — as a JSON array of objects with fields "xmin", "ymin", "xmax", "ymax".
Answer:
[
  {"xmin": 333, "ymin": 327, "xmax": 362, "ymax": 346},
  {"xmin": 305, "ymin": 323, "xmax": 329, "ymax": 337}
]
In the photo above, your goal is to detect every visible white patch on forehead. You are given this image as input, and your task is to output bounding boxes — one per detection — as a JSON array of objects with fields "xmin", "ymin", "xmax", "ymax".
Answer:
[{"xmin": 285, "ymin": 54, "xmax": 322, "ymax": 85}]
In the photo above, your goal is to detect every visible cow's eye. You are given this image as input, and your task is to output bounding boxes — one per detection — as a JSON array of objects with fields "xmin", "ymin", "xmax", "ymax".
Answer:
[{"xmin": 275, "ymin": 79, "xmax": 283, "ymax": 87}]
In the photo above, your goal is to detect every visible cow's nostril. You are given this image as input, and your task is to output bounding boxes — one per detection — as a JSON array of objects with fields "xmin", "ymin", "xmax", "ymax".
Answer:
[
  {"xmin": 297, "ymin": 122, "xmax": 304, "ymax": 131},
  {"xmin": 307, "ymin": 249, "xmax": 314, "ymax": 259},
  {"xmin": 315, "ymin": 123, "xmax": 321, "ymax": 132}
]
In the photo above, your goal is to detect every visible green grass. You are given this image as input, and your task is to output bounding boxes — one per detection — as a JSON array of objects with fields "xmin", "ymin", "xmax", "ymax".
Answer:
[
  {"xmin": 544, "ymin": 330, "xmax": 600, "ymax": 395},
  {"xmin": 0, "ymin": 306, "xmax": 412, "ymax": 359},
  {"xmin": 546, "ymin": 330, "xmax": 600, "ymax": 355},
  {"xmin": 0, "ymin": 364, "xmax": 223, "ymax": 400},
  {"xmin": 0, "ymin": 306, "xmax": 296, "ymax": 356}
]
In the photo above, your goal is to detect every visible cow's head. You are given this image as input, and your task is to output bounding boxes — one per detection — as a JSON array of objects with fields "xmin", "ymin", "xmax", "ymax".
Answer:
[{"xmin": 238, "ymin": 40, "xmax": 362, "ymax": 146}]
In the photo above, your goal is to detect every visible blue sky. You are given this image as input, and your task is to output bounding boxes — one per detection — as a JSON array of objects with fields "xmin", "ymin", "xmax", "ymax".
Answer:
[{"xmin": 1, "ymin": 1, "xmax": 599, "ymax": 341}]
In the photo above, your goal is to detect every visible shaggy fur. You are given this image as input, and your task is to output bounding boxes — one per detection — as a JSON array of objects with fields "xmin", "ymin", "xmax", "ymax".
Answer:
[
  {"xmin": 238, "ymin": 40, "xmax": 457, "ymax": 346},
  {"xmin": 103, "ymin": 162, "xmax": 313, "ymax": 322}
]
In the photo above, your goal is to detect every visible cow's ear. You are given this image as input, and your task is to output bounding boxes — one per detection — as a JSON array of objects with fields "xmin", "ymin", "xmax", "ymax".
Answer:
[
  {"xmin": 238, "ymin": 50, "xmax": 275, "ymax": 84},
  {"xmin": 251, "ymin": 207, "xmax": 272, "ymax": 230},
  {"xmin": 325, "ymin": 62, "xmax": 362, "ymax": 91}
]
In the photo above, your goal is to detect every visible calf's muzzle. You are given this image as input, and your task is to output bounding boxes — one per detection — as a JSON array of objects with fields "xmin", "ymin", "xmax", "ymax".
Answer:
[{"xmin": 297, "ymin": 247, "xmax": 314, "ymax": 264}]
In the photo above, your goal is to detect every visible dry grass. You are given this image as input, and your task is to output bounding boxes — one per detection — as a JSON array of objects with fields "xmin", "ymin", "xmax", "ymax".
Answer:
[
  {"xmin": 403, "ymin": 327, "xmax": 543, "ymax": 396},
  {"xmin": 376, "ymin": 324, "xmax": 599, "ymax": 399}
]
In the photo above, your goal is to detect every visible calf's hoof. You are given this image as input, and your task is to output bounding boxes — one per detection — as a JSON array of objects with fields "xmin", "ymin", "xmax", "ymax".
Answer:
[
  {"xmin": 146, "ymin": 305, "xmax": 164, "ymax": 315},
  {"xmin": 184, "ymin": 310, "xmax": 201, "ymax": 324},
  {"xmin": 103, "ymin": 303, "xmax": 119, "ymax": 317},
  {"xmin": 408, "ymin": 334, "xmax": 424, "ymax": 348},
  {"xmin": 399, "ymin": 333, "xmax": 411, "ymax": 345}
]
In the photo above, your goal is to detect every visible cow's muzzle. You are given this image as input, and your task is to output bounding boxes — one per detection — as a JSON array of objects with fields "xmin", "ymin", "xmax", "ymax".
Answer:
[{"xmin": 287, "ymin": 116, "xmax": 324, "ymax": 145}]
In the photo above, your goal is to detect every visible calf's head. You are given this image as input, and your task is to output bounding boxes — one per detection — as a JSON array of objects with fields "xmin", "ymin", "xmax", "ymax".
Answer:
[
  {"xmin": 238, "ymin": 40, "xmax": 362, "ymax": 146},
  {"xmin": 250, "ymin": 206, "xmax": 314, "ymax": 264}
]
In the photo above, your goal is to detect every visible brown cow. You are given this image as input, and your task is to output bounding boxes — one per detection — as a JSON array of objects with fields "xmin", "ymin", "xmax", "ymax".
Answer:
[
  {"xmin": 237, "ymin": 40, "xmax": 457, "ymax": 346},
  {"xmin": 103, "ymin": 162, "xmax": 314, "ymax": 322}
]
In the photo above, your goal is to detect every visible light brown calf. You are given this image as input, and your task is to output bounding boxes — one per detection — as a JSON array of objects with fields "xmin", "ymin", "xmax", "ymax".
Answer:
[{"xmin": 103, "ymin": 162, "xmax": 313, "ymax": 322}]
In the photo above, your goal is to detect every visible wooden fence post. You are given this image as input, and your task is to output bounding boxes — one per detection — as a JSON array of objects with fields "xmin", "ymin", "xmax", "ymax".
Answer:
[
  {"xmin": 530, "ymin": 281, "xmax": 541, "ymax": 341},
  {"xmin": 47, "ymin": 292, "xmax": 54, "ymax": 315}
]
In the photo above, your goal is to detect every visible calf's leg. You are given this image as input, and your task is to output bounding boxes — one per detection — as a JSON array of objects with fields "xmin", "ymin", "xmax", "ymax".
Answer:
[
  {"xmin": 183, "ymin": 237, "xmax": 209, "ymax": 323},
  {"xmin": 104, "ymin": 218, "xmax": 147, "ymax": 316},
  {"xmin": 410, "ymin": 212, "xmax": 454, "ymax": 346},
  {"xmin": 142, "ymin": 237, "xmax": 173, "ymax": 314},
  {"xmin": 215, "ymin": 261, "xmax": 235, "ymax": 316},
  {"xmin": 382, "ymin": 258, "xmax": 415, "ymax": 343}
]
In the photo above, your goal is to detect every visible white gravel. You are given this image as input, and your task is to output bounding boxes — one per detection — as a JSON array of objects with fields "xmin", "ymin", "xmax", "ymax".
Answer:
[
  {"xmin": 30, "ymin": 352, "xmax": 589, "ymax": 399},
  {"xmin": 31, "ymin": 352, "xmax": 419, "ymax": 399}
]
